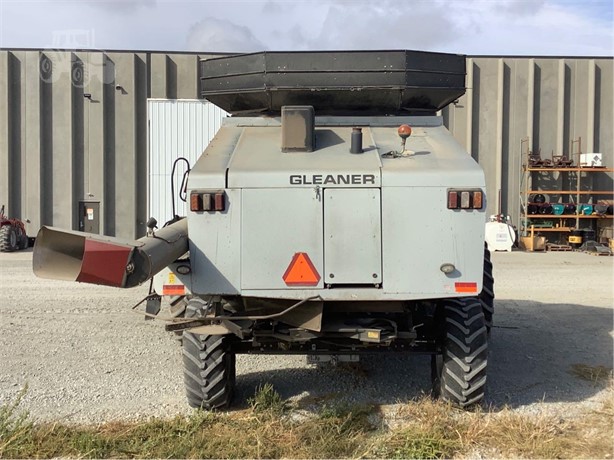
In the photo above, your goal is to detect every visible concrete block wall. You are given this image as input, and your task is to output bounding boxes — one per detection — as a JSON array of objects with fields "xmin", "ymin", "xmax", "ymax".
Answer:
[
  {"xmin": 443, "ymin": 57, "xmax": 613, "ymax": 225},
  {"xmin": 0, "ymin": 50, "xmax": 612, "ymax": 238},
  {"xmin": 0, "ymin": 49, "xmax": 220, "ymax": 238}
]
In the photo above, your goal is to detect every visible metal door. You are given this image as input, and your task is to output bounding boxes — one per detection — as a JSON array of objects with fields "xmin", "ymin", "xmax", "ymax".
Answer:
[
  {"xmin": 241, "ymin": 188, "xmax": 324, "ymax": 290},
  {"xmin": 324, "ymin": 188, "xmax": 382, "ymax": 285},
  {"xmin": 79, "ymin": 201, "xmax": 100, "ymax": 234}
]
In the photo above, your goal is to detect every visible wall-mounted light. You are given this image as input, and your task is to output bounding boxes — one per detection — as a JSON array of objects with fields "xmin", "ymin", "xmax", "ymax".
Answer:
[{"xmin": 83, "ymin": 93, "xmax": 92, "ymax": 100}]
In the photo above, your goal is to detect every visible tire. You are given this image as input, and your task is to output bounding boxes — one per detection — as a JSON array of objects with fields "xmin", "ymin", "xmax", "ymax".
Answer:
[
  {"xmin": 18, "ymin": 229, "xmax": 28, "ymax": 250},
  {"xmin": 431, "ymin": 297, "xmax": 488, "ymax": 408},
  {"xmin": 479, "ymin": 246, "xmax": 495, "ymax": 333},
  {"xmin": 0, "ymin": 225, "xmax": 18, "ymax": 252},
  {"xmin": 182, "ymin": 332, "xmax": 236, "ymax": 410}
]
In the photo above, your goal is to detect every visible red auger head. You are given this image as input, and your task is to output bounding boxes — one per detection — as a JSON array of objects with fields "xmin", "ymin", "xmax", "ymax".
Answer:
[{"xmin": 398, "ymin": 124, "xmax": 412, "ymax": 140}]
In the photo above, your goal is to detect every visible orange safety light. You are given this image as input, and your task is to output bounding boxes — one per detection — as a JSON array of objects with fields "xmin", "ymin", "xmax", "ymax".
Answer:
[
  {"xmin": 282, "ymin": 252, "xmax": 321, "ymax": 286},
  {"xmin": 163, "ymin": 284, "xmax": 186, "ymax": 296},
  {"xmin": 472, "ymin": 191, "xmax": 483, "ymax": 209},
  {"xmin": 455, "ymin": 282, "xmax": 478, "ymax": 293}
]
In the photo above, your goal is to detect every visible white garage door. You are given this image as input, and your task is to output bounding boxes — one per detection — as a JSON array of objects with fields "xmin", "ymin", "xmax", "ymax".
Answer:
[{"xmin": 147, "ymin": 99, "xmax": 227, "ymax": 224}]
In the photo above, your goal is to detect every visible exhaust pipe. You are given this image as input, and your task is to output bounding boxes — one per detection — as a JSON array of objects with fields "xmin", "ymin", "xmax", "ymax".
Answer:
[{"xmin": 33, "ymin": 218, "xmax": 188, "ymax": 288}]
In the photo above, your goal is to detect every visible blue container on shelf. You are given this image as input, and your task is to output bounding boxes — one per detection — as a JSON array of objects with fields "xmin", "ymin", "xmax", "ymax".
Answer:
[
  {"xmin": 551, "ymin": 203, "xmax": 564, "ymax": 215},
  {"xmin": 580, "ymin": 204, "xmax": 593, "ymax": 215}
]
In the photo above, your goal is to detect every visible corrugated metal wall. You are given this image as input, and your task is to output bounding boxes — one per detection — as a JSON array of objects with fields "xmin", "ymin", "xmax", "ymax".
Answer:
[
  {"xmin": 148, "ymin": 99, "xmax": 227, "ymax": 223},
  {"xmin": 0, "ymin": 49, "xmax": 612, "ymax": 238}
]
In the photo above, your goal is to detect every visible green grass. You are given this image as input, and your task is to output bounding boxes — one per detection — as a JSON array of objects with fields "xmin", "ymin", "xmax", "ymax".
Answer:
[
  {"xmin": 1, "ymin": 383, "xmax": 612, "ymax": 459},
  {"xmin": 247, "ymin": 383, "xmax": 287, "ymax": 414}
]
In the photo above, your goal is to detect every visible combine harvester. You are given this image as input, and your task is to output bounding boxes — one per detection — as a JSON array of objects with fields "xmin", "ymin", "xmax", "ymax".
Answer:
[{"xmin": 34, "ymin": 50, "xmax": 494, "ymax": 409}]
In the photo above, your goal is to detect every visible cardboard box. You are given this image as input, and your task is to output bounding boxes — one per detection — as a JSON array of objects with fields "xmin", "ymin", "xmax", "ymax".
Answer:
[
  {"xmin": 520, "ymin": 236, "xmax": 546, "ymax": 251},
  {"xmin": 580, "ymin": 153, "xmax": 602, "ymax": 167}
]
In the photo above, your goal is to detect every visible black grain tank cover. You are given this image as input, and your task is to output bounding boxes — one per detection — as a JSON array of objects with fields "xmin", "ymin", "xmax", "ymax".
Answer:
[{"xmin": 199, "ymin": 50, "xmax": 466, "ymax": 115}]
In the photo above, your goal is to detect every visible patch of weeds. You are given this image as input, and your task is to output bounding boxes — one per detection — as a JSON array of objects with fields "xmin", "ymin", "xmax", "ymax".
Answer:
[
  {"xmin": 0, "ymin": 386, "xmax": 33, "ymax": 458},
  {"xmin": 247, "ymin": 383, "xmax": 288, "ymax": 414},
  {"xmin": 569, "ymin": 363, "xmax": 613, "ymax": 383},
  {"xmin": 319, "ymin": 401, "xmax": 376, "ymax": 427},
  {"xmin": 370, "ymin": 427, "xmax": 457, "ymax": 459}
]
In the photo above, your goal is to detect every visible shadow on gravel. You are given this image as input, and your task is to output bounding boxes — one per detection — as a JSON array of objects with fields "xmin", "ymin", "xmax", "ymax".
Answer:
[
  {"xmin": 486, "ymin": 299, "xmax": 613, "ymax": 408},
  {"xmin": 234, "ymin": 299, "xmax": 613, "ymax": 410}
]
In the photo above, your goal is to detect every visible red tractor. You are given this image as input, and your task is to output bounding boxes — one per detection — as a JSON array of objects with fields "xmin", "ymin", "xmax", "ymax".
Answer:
[{"xmin": 0, "ymin": 205, "xmax": 28, "ymax": 252}]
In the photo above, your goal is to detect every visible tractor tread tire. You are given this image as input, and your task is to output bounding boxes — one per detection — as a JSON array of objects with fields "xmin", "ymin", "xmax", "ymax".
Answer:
[
  {"xmin": 0, "ymin": 226, "xmax": 18, "ymax": 252},
  {"xmin": 18, "ymin": 232, "xmax": 28, "ymax": 250},
  {"xmin": 433, "ymin": 297, "xmax": 488, "ymax": 408},
  {"xmin": 182, "ymin": 332, "xmax": 235, "ymax": 410},
  {"xmin": 479, "ymin": 246, "xmax": 495, "ymax": 333}
]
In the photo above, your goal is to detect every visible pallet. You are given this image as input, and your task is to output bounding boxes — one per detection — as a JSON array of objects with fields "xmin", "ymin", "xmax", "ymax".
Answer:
[
  {"xmin": 546, "ymin": 243, "xmax": 573, "ymax": 252},
  {"xmin": 584, "ymin": 250, "xmax": 613, "ymax": 256}
]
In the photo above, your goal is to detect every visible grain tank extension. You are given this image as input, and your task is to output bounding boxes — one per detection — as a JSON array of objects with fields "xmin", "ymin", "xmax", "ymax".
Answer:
[{"xmin": 33, "ymin": 50, "xmax": 495, "ymax": 410}]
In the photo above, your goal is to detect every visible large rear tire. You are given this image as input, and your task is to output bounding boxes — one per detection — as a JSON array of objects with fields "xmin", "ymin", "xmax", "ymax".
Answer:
[
  {"xmin": 431, "ymin": 297, "xmax": 488, "ymax": 408},
  {"xmin": 479, "ymin": 246, "xmax": 495, "ymax": 333},
  {"xmin": 182, "ymin": 332, "xmax": 236, "ymax": 410},
  {"xmin": 0, "ymin": 225, "xmax": 18, "ymax": 252}
]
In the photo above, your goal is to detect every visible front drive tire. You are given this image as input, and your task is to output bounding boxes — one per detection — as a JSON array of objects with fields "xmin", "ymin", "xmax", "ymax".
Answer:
[
  {"xmin": 431, "ymin": 297, "xmax": 488, "ymax": 408},
  {"xmin": 182, "ymin": 332, "xmax": 236, "ymax": 410}
]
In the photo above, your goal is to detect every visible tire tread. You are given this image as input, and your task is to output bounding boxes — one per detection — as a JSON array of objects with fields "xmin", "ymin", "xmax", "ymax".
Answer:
[
  {"xmin": 182, "ymin": 332, "xmax": 235, "ymax": 410},
  {"xmin": 435, "ymin": 296, "xmax": 489, "ymax": 408}
]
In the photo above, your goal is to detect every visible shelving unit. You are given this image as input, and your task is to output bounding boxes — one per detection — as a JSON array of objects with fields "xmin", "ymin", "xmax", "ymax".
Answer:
[{"xmin": 520, "ymin": 137, "xmax": 613, "ymax": 242}]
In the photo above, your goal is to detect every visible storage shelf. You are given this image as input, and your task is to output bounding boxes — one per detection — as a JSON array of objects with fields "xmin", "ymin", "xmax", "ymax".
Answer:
[
  {"xmin": 521, "ymin": 139, "xmax": 612, "ymax": 242},
  {"xmin": 525, "ymin": 167, "xmax": 614, "ymax": 172},
  {"xmin": 526, "ymin": 214, "xmax": 613, "ymax": 219},
  {"xmin": 522, "ymin": 190, "xmax": 613, "ymax": 195},
  {"xmin": 525, "ymin": 227, "xmax": 573, "ymax": 232}
]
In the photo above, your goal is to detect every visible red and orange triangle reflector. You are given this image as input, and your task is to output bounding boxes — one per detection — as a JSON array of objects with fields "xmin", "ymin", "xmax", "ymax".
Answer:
[{"xmin": 282, "ymin": 252, "xmax": 321, "ymax": 286}]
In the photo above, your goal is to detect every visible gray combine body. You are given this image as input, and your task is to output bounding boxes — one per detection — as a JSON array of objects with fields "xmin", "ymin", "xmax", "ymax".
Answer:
[
  {"xmin": 187, "ymin": 115, "xmax": 485, "ymax": 300},
  {"xmin": 33, "ymin": 50, "xmax": 494, "ymax": 411}
]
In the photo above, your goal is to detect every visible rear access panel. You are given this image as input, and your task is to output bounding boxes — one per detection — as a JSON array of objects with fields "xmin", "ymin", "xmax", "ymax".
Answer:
[
  {"xmin": 324, "ymin": 188, "xmax": 382, "ymax": 285},
  {"xmin": 242, "ymin": 188, "xmax": 324, "ymax": 290}
]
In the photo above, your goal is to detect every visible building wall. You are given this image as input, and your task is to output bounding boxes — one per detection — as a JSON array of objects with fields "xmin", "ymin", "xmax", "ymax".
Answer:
[
  {"xmin": 147, "ymin": 99, "xmax": 227, "ymax": 223},
  {"xmin": 443, "ymin": 57, "xmax": 613, "ymax": 226},
  {"xmin": 0, "ymin": 49, "xmax": 612, "ymax": 238}
]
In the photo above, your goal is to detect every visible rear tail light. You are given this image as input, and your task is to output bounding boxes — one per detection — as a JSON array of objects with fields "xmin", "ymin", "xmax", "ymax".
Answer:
[
  {"xmin": 190, "ymin": 191, "xmax": 226, "ymax": 212},
  {"xmin": 472, "ymin": 191, "xmax": 483, "ymax": 209},
  {"xmin": 448, "ymin": 191, "xmax": 459, "ymax": 209},
  {"xmin": 190, "ymin": 193, "xmax": 202, "ymax": 212},
  {"xmin": 447, "ymin": 189, "xmax": 484, "ymax": 210}
]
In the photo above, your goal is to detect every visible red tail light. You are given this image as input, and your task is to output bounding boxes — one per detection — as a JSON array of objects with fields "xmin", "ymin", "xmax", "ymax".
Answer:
[
  {"xmin": 448, "ymin": 191, "xmax": 459, "ymax": 209},
  {"xmin": 190, "ymin": 193, "xmax": 202, "ymax": 212}
]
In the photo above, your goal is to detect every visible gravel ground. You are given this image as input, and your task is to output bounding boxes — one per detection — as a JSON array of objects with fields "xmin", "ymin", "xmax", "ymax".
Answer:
[{"xmin": 0, "ymin": 249, "xmax": 612, "ymax": 424}]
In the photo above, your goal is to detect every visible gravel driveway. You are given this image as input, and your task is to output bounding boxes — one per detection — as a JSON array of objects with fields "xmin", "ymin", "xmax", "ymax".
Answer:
[{"xmin": 1, "ymin": 249, "xmax": 612, "ymax": 424}]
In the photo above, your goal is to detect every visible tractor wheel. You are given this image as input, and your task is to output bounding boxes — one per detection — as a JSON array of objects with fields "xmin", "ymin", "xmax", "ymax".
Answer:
[
  {"xmin": 18, "ymin": 229, "xmax": 28, "ymax": 250},
  {"xmin": 182, "ymin": 332, "xmax": 236, "ymax": 410},
  {"xmin": 0, "ymin": 225, "xmax": 18, "ymax": 252},
  {"xmin": 431, "ymin": 297, "xmax": 488, "ymax": 408},
  {"xmin": 479, "ymin": 246, "xmax": 495, "ymax": 333}
]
